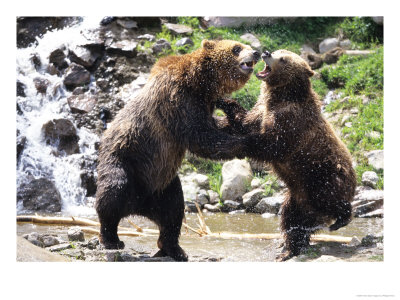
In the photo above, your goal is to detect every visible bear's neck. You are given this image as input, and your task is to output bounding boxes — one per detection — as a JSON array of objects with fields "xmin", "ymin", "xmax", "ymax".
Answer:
[{"xmin": 262, "ymin": 80, "xmax": 320, "ymax": 111}]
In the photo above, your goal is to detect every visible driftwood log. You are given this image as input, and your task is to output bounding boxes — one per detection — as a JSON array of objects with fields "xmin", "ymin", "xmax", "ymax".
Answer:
[{"xmin": 16, "ymin": 214, "xmax": 354, "ymax": 244}]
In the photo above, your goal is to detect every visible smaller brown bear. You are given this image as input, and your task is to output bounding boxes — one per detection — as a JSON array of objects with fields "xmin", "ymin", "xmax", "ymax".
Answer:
[{"xmin": 217, "ymin": 49, "xmax": 357, "ymax": 261}]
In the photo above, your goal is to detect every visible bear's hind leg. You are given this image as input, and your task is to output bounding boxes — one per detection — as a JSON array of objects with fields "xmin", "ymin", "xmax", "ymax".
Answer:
[
  {"xmin": 95, "ymin": 167, "xmax": 130, "ymax": 249},
  {"xmin": 278, "ymin": 197, "xmax": 319, "ymax": 261},
  {"xmin": 151, "ymin": 176, "xmax": 188, "ymax": 262}
]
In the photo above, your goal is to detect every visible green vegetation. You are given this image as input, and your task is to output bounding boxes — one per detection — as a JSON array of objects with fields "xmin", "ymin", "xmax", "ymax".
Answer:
[{"xmin": 161, "ymin": 17, "xmax": 384, "ymax": 192}]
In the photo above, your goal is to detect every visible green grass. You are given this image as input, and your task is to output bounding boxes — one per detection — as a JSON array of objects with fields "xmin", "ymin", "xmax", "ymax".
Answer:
[
  {"xmin": 337, "ymin": 17, "xmax": 383, "ymax": 49},
  {"xmin": 320, "ymin": 47, "xmax": 383, "ymax": 94}
]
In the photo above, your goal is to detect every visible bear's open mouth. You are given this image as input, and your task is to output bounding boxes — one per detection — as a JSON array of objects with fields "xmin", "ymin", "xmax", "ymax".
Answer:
[
  {"xmin": 239, "ymin": 60, "xmax": 255, "ymax": 72},
  {"xmin": 256, "ymin": 63, "xmax": 272, "ymax": 79}
]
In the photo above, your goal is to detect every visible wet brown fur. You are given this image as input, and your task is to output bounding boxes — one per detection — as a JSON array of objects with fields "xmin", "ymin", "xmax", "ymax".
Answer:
[
  {"xmin": 216, "ymin": 50, "xmax": 356, "ymax": 261},
  {"xmin": 95, "ymin": 40, "xmax": 258, "ymax": 261}
]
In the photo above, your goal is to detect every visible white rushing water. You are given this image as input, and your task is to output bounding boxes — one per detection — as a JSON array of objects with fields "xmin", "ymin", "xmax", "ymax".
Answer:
[{"xmin": 16, "ymin": 17, "xmax": 104, "ymax": 216}]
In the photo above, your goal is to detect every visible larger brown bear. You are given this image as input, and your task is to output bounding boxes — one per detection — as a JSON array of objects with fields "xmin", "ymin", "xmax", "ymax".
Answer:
[
  {"xmin": 95, "ymin": 40, "xmax": 260, "ymax": 261},
  {"xmin": 217, "ymin": 49, "xmax": 356, "ymax": 261}
]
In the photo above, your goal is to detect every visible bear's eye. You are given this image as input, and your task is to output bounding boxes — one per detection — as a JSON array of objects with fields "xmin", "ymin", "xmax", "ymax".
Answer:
[
  {"xmin": 280, "ymin": 57, "xmax": 286, "ymax": 63},
  {"xmin": 232, "ymin": 45, "xmax": 242, "ymax": 56}
]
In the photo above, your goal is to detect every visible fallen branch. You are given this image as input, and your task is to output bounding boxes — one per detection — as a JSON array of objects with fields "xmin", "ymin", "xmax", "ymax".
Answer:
[
  {"xmin": 79, "ymin": 227, "xmax": 155, "ymax": 237},
  {"xmin": 344, "ymin": 50, "xmax": 374, "ymax": 56},
  {"xmin": 17, "ymin": 215, "xmax": 354, "ymax": 244}
]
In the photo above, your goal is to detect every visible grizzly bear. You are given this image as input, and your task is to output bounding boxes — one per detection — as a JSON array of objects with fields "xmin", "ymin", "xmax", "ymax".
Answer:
[
  {"xmin": 95, "ymin": 40, "xmax": 260, "ymax": 261},
  {"xmin": 216, "ymin": 49, "xmax": 356, "ymax": 261}
]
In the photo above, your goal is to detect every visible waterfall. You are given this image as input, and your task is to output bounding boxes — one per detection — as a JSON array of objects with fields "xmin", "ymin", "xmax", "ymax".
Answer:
[{"xmin": 16, "ymin": 17, "xmax": 104, "ymax": 216}]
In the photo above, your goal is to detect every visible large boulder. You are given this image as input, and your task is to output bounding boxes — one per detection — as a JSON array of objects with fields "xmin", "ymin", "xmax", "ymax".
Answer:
[
  {"xmin": 42, "ymin": 118, "xmax": 80, "ymax": 155},
  {"xmin": 68, "ymin": 46, "xmax": 101, "ymax": 68},
  {"xmin": 362, "ymin": 171, "xmax": 379, "ymax": 188},
  {"xmin": 319, "ymin": 38, "xmax": 339, "ymax": 54},
  {"xmin": 17, "ymin": 178, "xmax": 62, "ymax": 212},
  {"xmin": 164, "ymin": 23, "xmax": 193, "ymax": 35},
  {"xmin": 220, "ymin": 159, "xmax": 253, "ymax": 201}
]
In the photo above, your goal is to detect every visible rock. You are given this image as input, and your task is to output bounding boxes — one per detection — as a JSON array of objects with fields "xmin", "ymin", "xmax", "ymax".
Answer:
[
  {"xmin": 17, "ymin": 17, "xmax": 79, "ymax": 48},
  {"xmin": 301, "ymin": 52, "xmax": 323, "ymax": 70},
  {"xmin": 319, "ymin": 38, "xmax": 339, "ymax": 54},
  {"xmin": 49, "ymin": 48, "xmax": 68, "ymax": 69},
  {"xmin": 352, "ymin": 189, "xmax": 384, "ymax": 217},
  {"xmin": 202, "ymin": 17, "xmax": 295, "ymax": 28},
  {"xmin": 69, "ymin": 46, "xmax": 101, "ymax": 68},
  {"xmin": 301, "ymin": 44, "xmax": 316, "ymax": 54},
  {"xmin": 195, "ymin": 189, "xmax": 209, "ymax": 206},
  {"xmin": 30, "ymin": 53, "xmax": 42, "ymax": 70},
  {"xmin": 349, "ymin": 236, "xmax": 362, "ymax": 247},
  {"xmin": 17, "ymin": 236, "xmax": 69, "ymax": 262},
  {"xmin": 17, "ymin": 134, "xmax": 26, "ymax": 164},
  {"xmin": 48, "ymin": 243, "xmax": 73, "ymax": 252},
  {"xmin": 322, "ymin": 47, "xmax": 344, "ymax": 64},
  {"xmin": 164, "ymin": 23, "xmax": 193, "ymax": 35},
  {"xmin": 42, "ymin": 118, "xmax": 80, "ymax": 155},
  {"xmin": 365, "ymin": 150, "xmax": 384, "ymax": 171},
  {"xmin": 254, "ymin": 196, "xmax": 284, "ymax": 214},
  {"xmin": 192, "ymin": 174, "xmax": 210, "ymax": 189},
  {"xmin": 251, "ymin": 178, "xmax": 263, "ymax": 189},
  {"xmin": 87, "ymin": 236, "xmax": 100, "ymax": 250},
  {"xmin": 67, "ymin": 94, "xmax": 97, "ymax": 114},
  {"xmin": 137, "ymin": 34, "xmax": 156, "ymax": 42},
  {"xmin": 116, "ymin": 18, "xmax": 138, "ymax": 29},
  {"xmin": 207, "ymin": 190, "xmax": 220, "ymax": 204},
  {"xmin": 261, "ymin": 212, "xmax": 275, "ymax": 218},
  {"xmin": 23, "ymin": 232, "xmax": 44, "ymax": 247},
  {"xmin": 100, "ymin": 17, "xmax": 116, "ymax": 26},
  {"xmin": 185, "ymin": 201, "xmax": 198, "ymax": 213},
  {"xmin": 361, "ymin": 234, "xmax": 383, "ymax": 247},
  {"xmin": 242, "ymin": 188, "xmax": 264, "ymax": 208},
  {"xmin": 80, "ymin": 171, "xmax": 97, "ymax": 197},
  {"xmin": 204, "ymin": 203, "xmax": 222, "ymax": 212},
  {"xmin": 222, "ymin": 200, "xmax": 242, "ymax": 212},
  {"xmin": 105, "ymin": 39, "xmax": 138, "ymax": 58},
  {"xmin": 17, "ymin": 81, "xmax": 26, "ymax": 97},
  {"xmin": 68, "ymin": 227, "xmax": 85, "ymax": 242},
  {"xmin": 41, "ymin": 235, "xmax": 60, "ymax": 247},
  {"xmin": 240, "ymin": 33, "xmax": 261, "ymax": 50},
  {"xmin": 33, "ymin": 77, "xmax": 50, "ymax": 95},
  {"xmin": 362, "ymin": 171, "xmax": 379, "ymax": 188},
  {"xmin": 175, "ymin": 37, "xmax": 194, "ymax": 47},
  {"xmin": 220, "ymin": 159, "xmax": 253, "ymax": 201},
  {"xmin": 63, "ymin": 63, "xmax": 91, "ymax": 90},
  {"xmin": 152, "ymin": 39, "xmax": 171, "ymax": 55},
  {"xmin": 366, "ymin": 131, "xmax": 380, "ymax": 139},
  {"xmin": 371, "ymin": 17, "xmax": 383, "ymax": 25},
  {"xmin": 17, "ymin": 178, "xmax": 62, "ymax": 212},
  {"xmin": 339, "ymin": 39, "xmax": 352, "ymax": 49}
]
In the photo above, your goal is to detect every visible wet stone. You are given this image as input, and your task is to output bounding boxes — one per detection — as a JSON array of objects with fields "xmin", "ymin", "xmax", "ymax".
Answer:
[
  {"xmin": 33, "ymin": 77, "xmax": 50, "ymax": 95},
  {"xmin": 18, "ymin": 178, "xmax": 62, "ymax": 213},
  {"xmin": 42, "ymin": 118, "xmax": 80, "ymax": 155},
  {"xmin": 49, "ymin": 48, "xmax": 68, "ymax": 69},
  {"xmin": 67, "ymin": 94, "xmax": 97, "ymax": 114},
  {"xmin": 68, "ymin": 227, "xmax": 85, "ymax": 242},
  {"xmin": 17, "ymin": 81, "xmax": 26, "ymax": 97},
  {"xmin": 69, "ymin": 46, "xmax": 101, "ymax": 68},
  {"xmin": 63, "ymin": 63, "xmax": 91, "ymax": 90}
]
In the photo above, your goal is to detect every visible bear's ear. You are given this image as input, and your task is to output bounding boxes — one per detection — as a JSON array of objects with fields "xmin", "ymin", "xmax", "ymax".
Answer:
[
  {"xmin": 201, "ymin": 40, "xmax": 216, "ymax": 50},
  {"xmin": 307, "ymin": 68, "xmax": 315, "ymax": 77}
]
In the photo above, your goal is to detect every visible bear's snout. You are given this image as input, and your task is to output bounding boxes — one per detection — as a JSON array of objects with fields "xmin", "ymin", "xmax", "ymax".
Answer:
[{"xmin": 262, "ymin": 51, "xmax": 271, "ymax": 59}]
